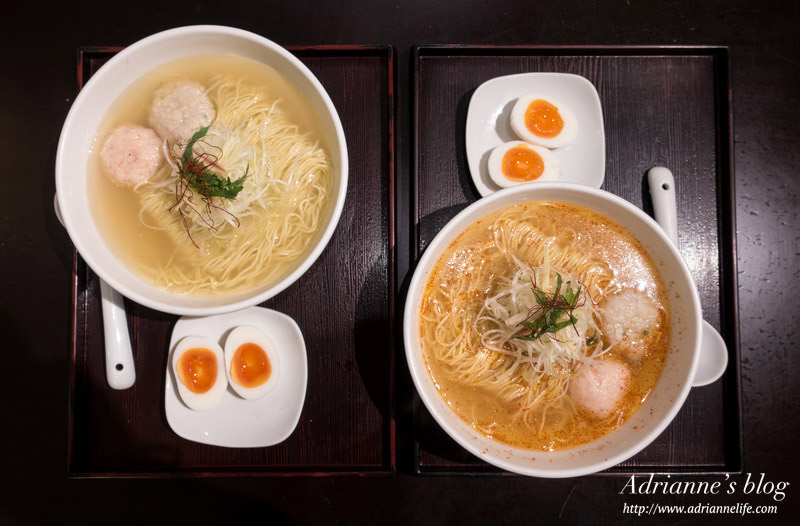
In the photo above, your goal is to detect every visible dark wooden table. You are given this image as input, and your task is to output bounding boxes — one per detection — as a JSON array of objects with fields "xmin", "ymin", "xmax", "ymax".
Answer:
[{"xmin": 2, "ymin": 1, "xmax": 798, "ymax": 523}]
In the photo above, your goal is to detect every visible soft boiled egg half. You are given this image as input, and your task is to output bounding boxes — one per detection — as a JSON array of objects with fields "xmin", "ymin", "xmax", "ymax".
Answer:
[
  {"xmin": 510, "ymin": 93, "xmax": 578, "ymax": 149},
  {"xmin": 487, "ymin": 140, "xmax": 560, "ymax": 188},
  {"xmin": 224, "ymin": 325, "xmax": 280, "ymax": 400},
  {"xmin": 172, "ymin": 336, "xmax": 228, "ymax": 410}
]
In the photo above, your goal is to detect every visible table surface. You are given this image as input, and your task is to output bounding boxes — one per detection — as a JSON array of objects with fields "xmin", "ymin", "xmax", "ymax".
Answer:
[{"xmin": 1, "ymin": 0, "xmax": 798, "ymax": 524}]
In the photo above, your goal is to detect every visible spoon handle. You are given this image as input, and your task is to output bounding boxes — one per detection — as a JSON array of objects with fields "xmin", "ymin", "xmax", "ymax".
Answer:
[
  {"xmin": 55, "ymin": 193, "xmax": 136, "ymax": 390},
  {"xmin": 100, "ymin": 279, "xmax": 136, "ymax": 389},
  {"xmin": 647, "ymin": 166, "xmax": 679, "ymax": 246},
  {"xmin": 646, "ymin": 166, "xmax": 728, "ymax": 387}
]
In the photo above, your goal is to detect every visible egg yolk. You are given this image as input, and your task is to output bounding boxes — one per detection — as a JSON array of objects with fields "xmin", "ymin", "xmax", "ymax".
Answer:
[
  {"xmin": 177, "ymin": 348, "xmax": 218, "ymax": 394},
  {"xmin": 524, "ymin": 99, "xmax": 564, "ymax": 138},
  {"xmin": 231, "ymin": 343, "xmax": 272, "ymax": 388},
  {"xmin": 501, "ymin": 145, "xmax": 545, "ymax": 182}
]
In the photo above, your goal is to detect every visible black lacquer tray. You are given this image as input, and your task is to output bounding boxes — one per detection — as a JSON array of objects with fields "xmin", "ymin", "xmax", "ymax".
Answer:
[
  {"xmin": 68, "ymin": 46, "xmax": 396, "ymax": 477},
  {"xmin": 411, "ymin": 45, "xmax": 741, "ymax": 475}
]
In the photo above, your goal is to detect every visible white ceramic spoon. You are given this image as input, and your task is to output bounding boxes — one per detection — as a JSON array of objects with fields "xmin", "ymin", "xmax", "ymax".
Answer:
[
  {"xmin": 54, "ymin": 194, "xmax": 136, "ymax": 389},
  {"xmin": 647, "ymin": 166, "xmax": 728, "ymax": 386}
]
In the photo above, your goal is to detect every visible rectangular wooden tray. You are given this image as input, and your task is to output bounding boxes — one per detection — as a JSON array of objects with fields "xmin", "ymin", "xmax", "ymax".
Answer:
[
  {"xmin": 68, "ymin": 45, "xmax": 396, "ymax": 476},
  {"xmin": 411, "ymin": 45, "xmax": 742, "ymax": 475}
]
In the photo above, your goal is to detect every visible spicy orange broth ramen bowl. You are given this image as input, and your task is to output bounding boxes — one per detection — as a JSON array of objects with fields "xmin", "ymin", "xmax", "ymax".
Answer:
[
  {"xmin": 56, "ymin": 26, "xmax": 347, "ymax": 315},
  {"xmin": 403, "ymin": 183, "xmax": 702, "ymax": 477}
]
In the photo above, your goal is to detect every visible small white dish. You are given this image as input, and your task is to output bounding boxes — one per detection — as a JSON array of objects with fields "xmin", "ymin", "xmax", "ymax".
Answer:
[
  {"xmin": 165, "ymin": 306, "xmax": 307, "ymax": 447},
  {"xmin": 465, "ymin": 73, "xmax": 605, "ymax": 196}
]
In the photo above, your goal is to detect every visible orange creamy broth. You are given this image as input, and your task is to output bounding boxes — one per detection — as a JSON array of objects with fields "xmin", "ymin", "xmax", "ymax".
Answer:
[{"xmin": 418, "ymin": 201, "xmax": 670, "ymax": 451}]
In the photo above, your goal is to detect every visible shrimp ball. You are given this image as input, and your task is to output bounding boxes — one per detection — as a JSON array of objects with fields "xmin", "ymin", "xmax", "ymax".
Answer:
[
  {"xmin": 601, "ymin": 289, "xmax": 663, "ymax": 363},
  {"xmin": 148, "ymin": 81, "xmax": 215, "ymax": 144},
  {"xmin": 100, "ymin": 124, "xmax": 163, "ymax": 187},
  {"xmin": 569, "ymin": 359, "xmax": 631, "ymax": 419}
]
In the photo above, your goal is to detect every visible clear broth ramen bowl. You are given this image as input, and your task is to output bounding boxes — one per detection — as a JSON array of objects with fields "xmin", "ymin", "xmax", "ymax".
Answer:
[{"xmin": 56, "ymin": 25, "xmax": 348, "ymax": 315}]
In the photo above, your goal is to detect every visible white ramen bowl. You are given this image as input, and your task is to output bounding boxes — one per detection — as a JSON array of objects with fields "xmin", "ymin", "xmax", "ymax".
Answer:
[
  {"xmin": 56, "ymin": 25, "xmax": 348, "ymax": 315},
  {"xmin": 403, "ymin": 183, "xmax": 703, "ymax": 478}
]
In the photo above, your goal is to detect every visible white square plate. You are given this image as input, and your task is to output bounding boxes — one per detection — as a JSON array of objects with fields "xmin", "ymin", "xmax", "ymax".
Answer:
[
  {"xmin": 165, "ymin": 306, "xmax": 307, "ymax": 448},
  {"xmin": 465, "ymin": 73, "xmax": 605, "ymax": 196}
]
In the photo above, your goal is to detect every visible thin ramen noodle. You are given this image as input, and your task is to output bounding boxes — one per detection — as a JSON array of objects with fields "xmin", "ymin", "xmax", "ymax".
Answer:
[
  {"xmin": 419, "ymin": 201, "xmax": 670, "ymax": 451},
  {"xmin": 88, "ymin": 54, "xmax": 332, "ymax": 297}
]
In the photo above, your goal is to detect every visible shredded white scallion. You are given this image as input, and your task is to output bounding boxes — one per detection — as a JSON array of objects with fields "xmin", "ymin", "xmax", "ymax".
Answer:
[{"xmin": 474, "ymin": 252, "xmax": 609, "ymax": 384}]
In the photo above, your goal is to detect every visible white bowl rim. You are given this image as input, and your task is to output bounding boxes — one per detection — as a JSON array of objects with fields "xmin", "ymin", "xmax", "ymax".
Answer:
[
  {"xmin": 56, "ymin": 25, "xmax": 348, "ymax": 316},
  {"xmin": 403, "ymin": 182, "xmax": 702, "ymax": 477}
]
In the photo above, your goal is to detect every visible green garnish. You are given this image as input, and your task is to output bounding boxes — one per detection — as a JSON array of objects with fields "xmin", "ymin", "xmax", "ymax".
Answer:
[
  {"xmin": 178, "ymin": 126, "xmax": 248, "ymax": 199},
  {"xmin": 514, "ymin": 273, "xmax": 583, "ymax": 342}
]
